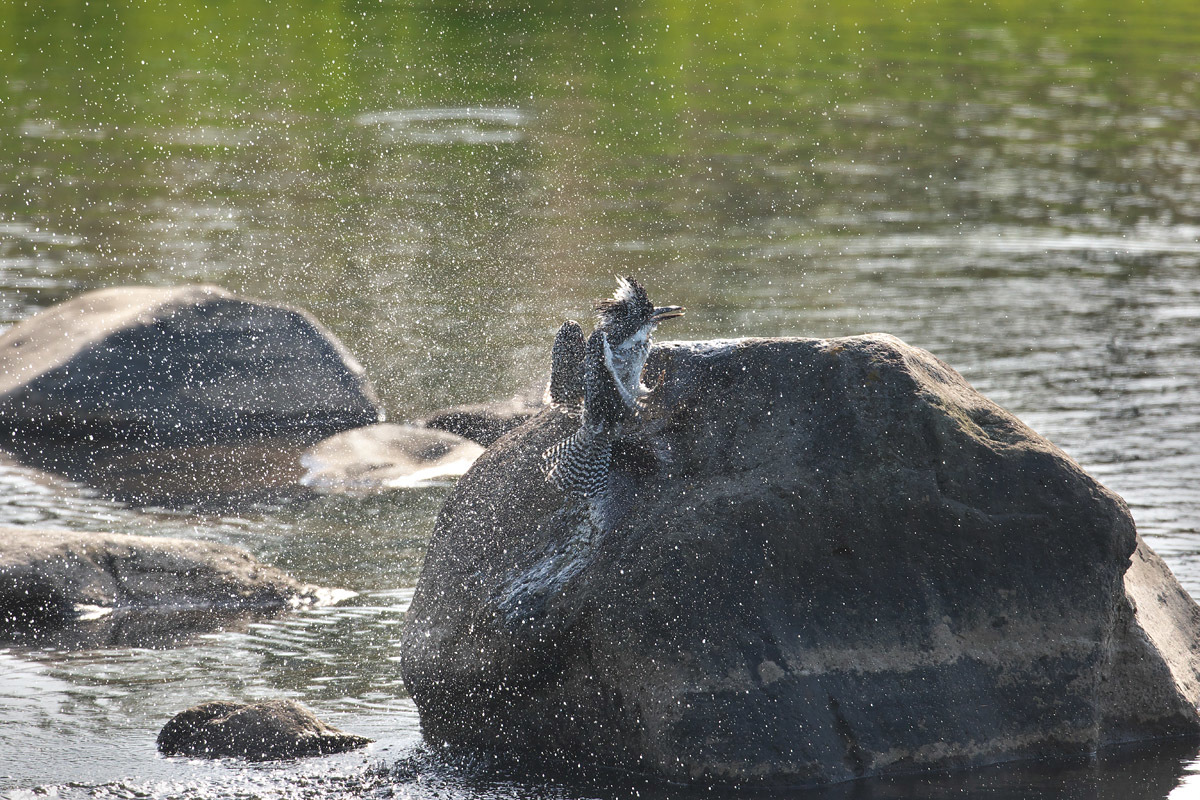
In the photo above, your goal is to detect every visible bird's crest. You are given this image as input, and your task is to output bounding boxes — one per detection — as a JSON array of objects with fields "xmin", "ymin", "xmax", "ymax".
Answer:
[{"xmin": 594, "ymin": 276, "xmax": 652, "ymax": 319}]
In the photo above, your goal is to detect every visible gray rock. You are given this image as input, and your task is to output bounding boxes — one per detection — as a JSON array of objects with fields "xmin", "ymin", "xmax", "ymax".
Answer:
[
  {"xmin": 301, "ymin": 423, "xmax": 484, "ymax": 492},
  {"xmin": 399, "ymin": 334, "xmax": 1200, "ymax": 788},
  {"xmin": 157, "ymin": 699, "xmax": 371, "ymax": 760},
  {"xmin": 416, "ymin": 396, "xmax": 541, "ymax": 447},
  {"xmin": 0, "ymin": 526, "xmax": 337, "ymax": 632},
  {"xmin": 0, "ymin": 286, "xmax": 383, "ymax": 499}
]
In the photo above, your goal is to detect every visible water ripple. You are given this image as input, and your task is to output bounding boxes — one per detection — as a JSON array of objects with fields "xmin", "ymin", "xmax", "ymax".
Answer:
[{"xmin": 356, "ymin": 107, "xmax": 529, "ymax": 145}]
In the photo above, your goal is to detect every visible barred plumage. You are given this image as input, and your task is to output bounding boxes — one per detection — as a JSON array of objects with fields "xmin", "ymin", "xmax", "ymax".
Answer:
[
  {"xmin": 541, "ymin": 330, "xmax": 626, "ymax": 503},
  {"xmin": 541, "ymin": 422, "xmax": 613, "ymax": 499}
]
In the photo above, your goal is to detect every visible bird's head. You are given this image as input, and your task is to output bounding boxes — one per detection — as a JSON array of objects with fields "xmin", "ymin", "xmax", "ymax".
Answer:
[{"xmin": 593, "ymin": 277, "xmax": 684, "ymax": 343}]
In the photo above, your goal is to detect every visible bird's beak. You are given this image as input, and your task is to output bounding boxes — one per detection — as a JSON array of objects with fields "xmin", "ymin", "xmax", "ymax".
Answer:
[{"xmin": 651, "ymin": 305, "xmax": 685, "ymax": 322}]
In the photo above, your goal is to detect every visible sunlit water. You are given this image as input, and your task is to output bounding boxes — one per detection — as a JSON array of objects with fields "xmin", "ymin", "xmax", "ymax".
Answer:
[{"xmin": 2, "ymin": 2, "xmax": 1200, "ymax": 798}]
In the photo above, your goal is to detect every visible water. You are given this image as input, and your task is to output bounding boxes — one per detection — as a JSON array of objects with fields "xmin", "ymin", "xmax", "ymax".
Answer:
[{"xmin": 2, "ymin": 1, "xmax": 1200, "ymax": 797}]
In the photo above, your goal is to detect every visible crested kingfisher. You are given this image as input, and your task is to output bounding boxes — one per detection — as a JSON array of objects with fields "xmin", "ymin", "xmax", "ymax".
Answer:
[
  {"xmin": 542, "ymin": 277, "xmax": 684, "ymax": 529},
  {"xmin": 593, "ymin": 277, "xmax": 684, "ymax": 410}
]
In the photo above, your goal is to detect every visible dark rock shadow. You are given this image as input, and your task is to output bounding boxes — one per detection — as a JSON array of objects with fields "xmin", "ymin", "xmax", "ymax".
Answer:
[
  {"xmin": 0, "ymin": 433, "xmax": 314, "ymax": 510},
  {"xmin": 362, "ymin": 737, "xmax": 1200, "ymax": 800},
  {"xmin": 0, "ymin": 605, "xmax": 286, "ymax": 651}
]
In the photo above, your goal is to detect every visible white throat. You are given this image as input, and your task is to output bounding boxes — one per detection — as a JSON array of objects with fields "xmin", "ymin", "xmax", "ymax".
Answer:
[{"xmin": 607, "ymin": 324, "xmax": 654, "ymax": 404}]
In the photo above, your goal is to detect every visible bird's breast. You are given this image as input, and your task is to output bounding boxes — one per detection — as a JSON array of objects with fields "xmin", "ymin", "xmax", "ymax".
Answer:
[{"xmin": 610, "ymin": 327, "xmax": 652, "ymax": 389}]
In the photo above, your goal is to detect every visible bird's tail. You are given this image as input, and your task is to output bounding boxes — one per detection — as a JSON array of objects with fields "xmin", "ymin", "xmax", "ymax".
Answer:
[{"xmin": 541, "ymin": 425, "xmax": 612, "ymax": 500}]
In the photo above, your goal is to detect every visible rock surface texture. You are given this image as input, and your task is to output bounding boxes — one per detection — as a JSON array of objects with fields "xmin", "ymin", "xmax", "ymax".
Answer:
[
  {"xmin": 0, "ymin": 285, "xmax": 382, "ymax": 446},
  {"xmin": 400, "ymin": 334, "xmax": 1200, "ymax": 788},
  {"xmin": 0, "ymin": 285, "xmax": 383, "ymax": 501},
  {"xmin": 0, "ymin": 526, "xmax": 328, "ymax": 630},
  {"xmin": 157, "ymin": 699, "xmax": 371, "ymax": 760}
]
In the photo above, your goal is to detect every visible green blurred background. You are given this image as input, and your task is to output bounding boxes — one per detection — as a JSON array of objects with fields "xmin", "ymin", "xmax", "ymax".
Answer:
[{"xmin": 4, "ymin": 0, "xmax": 1198, "ymax": 419}]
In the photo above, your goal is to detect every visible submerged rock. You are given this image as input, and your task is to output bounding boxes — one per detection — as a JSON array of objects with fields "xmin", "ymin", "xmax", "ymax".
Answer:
[
  {"xmin": 4, "ymin": 606, "xmax": 303, "ymax": 651},
  {"xmin": 300, "ymin": 423, "xmax": 484, "ymax": 492},
  {"xmin": 0, "ymin": 285, "xmax": 383, "ymax": 502},
  {"xmin": 416, "ymin": 396, "xmax": 541, "ymax": 447},
  {"xmin": 400, "ymin": 334, "xmax": 1200, "ymax": 788},
  {"xmin": 157, "ymin": 699, "xmax": 371, "ymax": 760},
  {"xmin": 0, "ymin": 526, "xmax": 336, "ymax": 634}
]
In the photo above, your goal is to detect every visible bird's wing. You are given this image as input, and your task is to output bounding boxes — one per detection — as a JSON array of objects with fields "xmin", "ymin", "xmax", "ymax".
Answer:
[{"xmin": 546, "ymin": 320, "xmax": 587, "ymax": 414}]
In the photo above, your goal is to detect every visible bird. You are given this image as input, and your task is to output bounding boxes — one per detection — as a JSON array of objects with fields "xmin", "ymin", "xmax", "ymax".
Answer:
[
  {"xmin": 540, "ymin": 278, "xmax": 684, "ymax": 531},
  {"xmin": 541, "ymin": 329, "xmax": 631, "ymax": 525},
  {"xmin": 592, "ymin": 276, "xmax": 684, "ymax": 410},
  {"xmin": 544, "ymin": 319, "xmax": 586, "ymax": 416}
]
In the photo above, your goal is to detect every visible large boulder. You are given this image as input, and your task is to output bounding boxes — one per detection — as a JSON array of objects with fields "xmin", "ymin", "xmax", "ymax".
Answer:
[
  {"xmin": 157, "ymin": 699, "xmax": 370, "ymax": 760},
  {"xmin": 0, "ymin": 285, "xmax": 383, "ymax": 501},
  {"xmin": 399, "ymin": 334, "xmax": 1200, "ymax": 788},
  {"xmin": 0, "ymin": 526, "xmax": 337, "ymax": 636}
]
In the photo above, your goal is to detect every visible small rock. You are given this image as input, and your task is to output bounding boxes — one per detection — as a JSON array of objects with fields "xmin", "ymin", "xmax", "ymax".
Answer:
[
  {"xmin": 0, "ymin": 526, "xmax": 340, "ymax": 633},
  {"xmin": 157, "ymin": 699, "xmax": 371, "ymax": 760},
  {"xmin": 301, "ymin": 423, "xmax": 484, "ymax": 492},
  {"xmin": 416, "ymin": 396, "xmax": 541, "ymax": 447}
]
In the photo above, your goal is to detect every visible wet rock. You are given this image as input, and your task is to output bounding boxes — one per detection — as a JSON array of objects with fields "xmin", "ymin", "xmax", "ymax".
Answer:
[
  {"xmin": 300, "ymin": 423, "xmax": 484, "ymax": 492},
  {"xmin": 416, "ymin": 396, "xmax": 541, "ymax": 447},
  {"xmin": 400, "ymin": 334, "xmax": 1200, "ymax": 788},
  {"xmin": 0, "ymin": 526, "xmax": 335, "ymax": 633},
  {"xmin": 157, "ymin": 699, "xmax": 371, "ymax": 760},
  {"xmin": 0, "ymin": 285, "xmax": 383, "ymax": 502}
]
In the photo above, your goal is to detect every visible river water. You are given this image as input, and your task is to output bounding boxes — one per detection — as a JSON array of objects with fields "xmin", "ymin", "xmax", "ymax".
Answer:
[{"xmin": 2, "ymin": 1, "xmax": 1200, "ymax": 797}]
